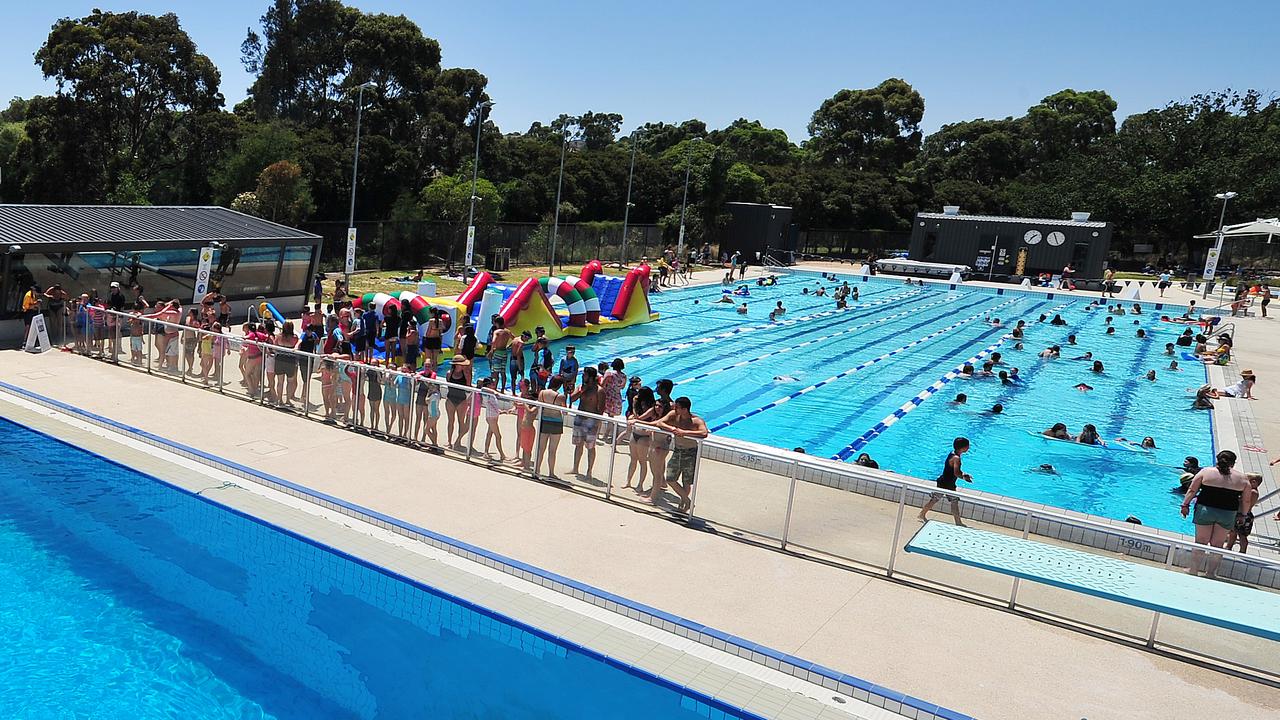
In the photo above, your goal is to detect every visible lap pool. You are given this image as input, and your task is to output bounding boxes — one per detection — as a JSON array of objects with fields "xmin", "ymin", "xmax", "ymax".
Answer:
[
  {"xmin": 512, "ymin": 271, "xmax": 1214, "ymax": 531},
  {"xmin": 0, "ymin": 415, "xmax": 757, "ymax": 719}
]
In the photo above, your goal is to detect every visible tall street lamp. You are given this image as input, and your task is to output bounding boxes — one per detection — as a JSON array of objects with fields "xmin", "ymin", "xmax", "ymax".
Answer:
[
  {"xmin": 676, "ymin": 138, "xmax": 702, "ymax": 267},
  {"xmin": 549, "ymin": 122, "xmax": 580, "ymax": 278},
  {"xmin": 345, "ymin": 81, "xmax": 376, "ymax": 285},
  {"xmin": 619, "ymin": 129, "xmax": 640, "ymax": 268},
  {"xmin": 1202, "ymin": 191, "xmax": 1238, "ymax": 298},
  {"xmin": 464, "ymin": 100, "xmax": 493, "ymax": 284}
]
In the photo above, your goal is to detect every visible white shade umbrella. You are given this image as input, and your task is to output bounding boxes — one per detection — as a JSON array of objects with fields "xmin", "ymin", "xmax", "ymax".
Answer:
[{"xmin": 1194, "ymin": 217, "xmax": 1280, "ymax": 243}]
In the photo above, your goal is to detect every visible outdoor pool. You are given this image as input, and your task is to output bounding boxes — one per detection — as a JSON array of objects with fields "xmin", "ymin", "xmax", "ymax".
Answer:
[
  {"xmin": 520, "ymin": 271, "xmax": 1214, "ymax": 531},
  {"xmin": 0, "ymin": 414, "xmax": 756, "ymax": 719}
]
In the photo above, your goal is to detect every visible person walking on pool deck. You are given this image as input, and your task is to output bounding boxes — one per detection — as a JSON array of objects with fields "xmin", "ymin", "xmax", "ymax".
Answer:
[
  {"xmin": 645, "ymin": 396, "xmax": 709, "ymax": 513},
  {"xmin": 917, "ymin": 437, "xmax": 973, "ymax": 526},
  {"xmin": 1181, "ymin": 450, "xmax": 1252, "ymax": 577}
]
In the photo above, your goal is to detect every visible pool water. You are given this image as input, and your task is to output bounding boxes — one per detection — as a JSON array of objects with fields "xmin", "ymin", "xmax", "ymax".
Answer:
[
  {"xmin": 0, "ymin": 416, "xmax": 753, "ymax": 719},
  {"xmin": 495, "ymin": 272, "xmax": 1212, "ymax": 531}
]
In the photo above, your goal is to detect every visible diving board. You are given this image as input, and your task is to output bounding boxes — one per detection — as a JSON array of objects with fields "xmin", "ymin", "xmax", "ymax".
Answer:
[{"xmin": 905, "ymin": 521, "xmax": 1280, "ymax": 641}]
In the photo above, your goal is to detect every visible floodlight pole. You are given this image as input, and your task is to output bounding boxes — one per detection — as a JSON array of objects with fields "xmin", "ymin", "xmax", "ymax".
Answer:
[
  {"xmin": 464, "ymin": 100, "xmax": 492, "ymax": 285},
  {"xmin": 619, "ymin": 130, "xmax": 640, "ymax": 268},
  {"xmin": 1202, "ymin": 191, "xmax": 1237, "ymax": 299},
  {"xmin": 549, "ymin": 125, "xmax": 570, "ymax": 278},
  {"xmin": 345, "ymin": 81, "xmax": 376, "ymax": 285}
]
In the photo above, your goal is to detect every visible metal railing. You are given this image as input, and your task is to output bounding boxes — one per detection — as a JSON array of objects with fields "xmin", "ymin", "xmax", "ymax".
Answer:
[{"xmin": 41, "ymin": 305, "xmax": 1280, "ymax": 682}]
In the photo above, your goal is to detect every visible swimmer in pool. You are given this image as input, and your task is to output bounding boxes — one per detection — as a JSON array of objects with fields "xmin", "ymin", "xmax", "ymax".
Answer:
[
  {"xmin": 1076, "ymin": 424, "xmax": 1104, "ymax": 446},
  {"xmin": 1092, "ymin": 360, "xmax": 1105, "ymax": 373},
  {"xmin": 1031, "ymin": 463, "xmax": 1060, "ymax": 475},
  {"xmin": 1164, "ymin": 343, "xmax": 1175, "ymax": 355},
  {"xmin": 983, "ymin": 403, "xmax": 1004, "ymax": 415},
  {"xmin": 1043, "ymin": 423, "xmax": 1071, "ymax": 440},
  {"xmin": 1075, "ymin": 383, "xmax": 1094, "ymax": 391},
  {"xmin": 999, "ymin": 370, "xmax": 1011, "ymax": 385},
  {"xmin": 715, "ymin": 295, "xmax": 733, "ymax": 303},
  {"xmin": 959, "ymin": 363, "xmax": 975, "ymax": 376},
  {"xmin": 773, "ymin": 375, "xmax": 799, "ymax": 382},
  {"xmin": 1136, "ymin": 329, "xmax": 1147, "ymax": 339},
  {"xmin": 1145, "ymin": 370, "xmax": 1157, "ymax": 381},
  {"xmin": 737, "ymin": 302, "xmax": 748, "ymax": 314},
  {"xmin": 1013, "ymin": 341, "xmax": 1024, "ymax": 350},
  {"xmin": 1169, "ymin": 360, "xmax": 1181, "ymax": 371},
  {"xmin": 1106, "ymin": 326, "xmax": 1116, "ymax": 335},
  {"xmin": 1039, "ymin": 345, "xmax": 1061, "ymax": 359},
  {"xmin": 1009, "ymin": 367, "xmax": 1021, "ymax": 381},
  {"xmin": 990, "ymin": 351, "xmax": 1004, "ymax": 365},
  {"xmin": 1067, "ymin": 334, "xmax": 1077, "ymax": 345},
  {"xmin": 1071, "ymin": 351, "xmax": 1093, "ymax": 361},
  {"xmin": 950, "ymin": 393, "xmax": 967, "ymax": 405}
]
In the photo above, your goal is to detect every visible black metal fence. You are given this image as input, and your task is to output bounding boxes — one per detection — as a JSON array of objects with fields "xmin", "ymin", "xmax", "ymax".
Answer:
[
  {"xmin": 304, "ymin": 220, "xmax": 670, "ymax": 272},
  {"xmin": 796, "ymin": 229, "xmax": 912, "ymax": 259}
]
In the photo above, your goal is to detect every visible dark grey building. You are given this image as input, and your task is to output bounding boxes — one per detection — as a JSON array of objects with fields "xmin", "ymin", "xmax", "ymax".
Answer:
[
  {"xmin": 722, "ymin": 202, "xmax": 795, "ymax": 263},
  {"xmin": 1, "ymin": 205, "xmax": 320, "ymax": 337},
  {"xmin": 909, "ymin": 210, "xmax": 1112, "ymax": 279}
]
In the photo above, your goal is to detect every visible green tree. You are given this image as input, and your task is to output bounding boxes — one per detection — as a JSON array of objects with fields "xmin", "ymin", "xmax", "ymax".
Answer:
[
  {"xmin": 254, "ymin": 160, "xmax": 314, "ymax": 223},
  {"xmin": 211, "ymin": 121, "xmax": 300, "ymax": 204},
  {"xmin": 807, "ymin": 79, "xmax": 924, "ymax": 172},
  {"xmin": 1023, "ymin": 89, "xmax": 1117, "ymax": 164},
  {"xmin": 419, "ymin": 171, "xmax": 502, "ymax": 264}
]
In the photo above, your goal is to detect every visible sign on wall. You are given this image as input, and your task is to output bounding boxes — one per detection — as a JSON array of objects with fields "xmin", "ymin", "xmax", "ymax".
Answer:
[{"xmin": 192, "ymin": 245, "xmax": 215, "ymax": 302}]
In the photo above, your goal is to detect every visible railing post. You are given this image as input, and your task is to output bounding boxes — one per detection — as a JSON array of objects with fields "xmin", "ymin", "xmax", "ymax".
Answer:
[
  {"xmin": 259, "ymin": 342, "xmax": 268, "ymax": 406},
  {"xmin": 1148, "ymin": 544, "xmax": 1178, "ymax": 647},
  {"xmin": 465, "ymin": 387, "xmax": 478, "ymax": 462},
  {"xmin": 686, "ymin": 438, "xmax": 703, "ymax": 517},
  {"xmin": 886, "ymin": 483, "xmax": 908, "ymax": 576},
  {"xmin": 145, "ymin": 320, "xmax": 153, "ymax": 373},
  {"xmin": 531, "ymin": 405, "xmax": 544, "ymax": 478},
  {"xmin": 604, "ymin": 420, "xmax": 619, "ymax": 500},
  {"xmin": 780, "ymin": 459, "xmax": 799, "ymax": 550},
  {"xmin": 1009, "ymin": 510, "xmax": 1033, "ymax": 608},
  {"xmin": 302, "ymin": 353, "xmax": 312, "ymax": 419},
  {"xmin": 112, "ymin": 317, "xmax": 122, "ymax": 365}
]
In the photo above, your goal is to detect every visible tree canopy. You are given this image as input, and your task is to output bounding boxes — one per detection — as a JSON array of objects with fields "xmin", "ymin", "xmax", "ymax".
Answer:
[{"xmin": 1, "ymin": 2, "xmax": 1277, "ymax": 262}]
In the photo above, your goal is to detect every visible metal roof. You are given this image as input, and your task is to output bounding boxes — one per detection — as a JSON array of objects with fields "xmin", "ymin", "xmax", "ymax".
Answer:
[
  {"xmin": 917, "ymin": 212, "xmax": 1109, "ymax": 229},
  {"xmin": 0, "ymin": 205, "xmax": 320, "ymax": 246}
]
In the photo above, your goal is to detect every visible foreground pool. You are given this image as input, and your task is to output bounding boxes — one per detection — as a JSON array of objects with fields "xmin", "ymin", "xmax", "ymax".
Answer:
[{"xmin": 0, "ymin": 415, "xmax": 754, "ymax": 719}]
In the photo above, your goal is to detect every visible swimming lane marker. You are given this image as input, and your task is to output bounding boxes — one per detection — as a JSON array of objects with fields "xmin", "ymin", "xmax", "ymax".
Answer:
[
  {"xmin": 677, "ymin": 294, "xmax": 975, "ymax": 385},
  {"xmin": 621, "ymin": 289, "xmax": 924, "ymax": 363},
  {"xmin": 708, "ymin": 297, "xmax": 1022, "ymax": 433},
  {"xmin": 832, "ymin": 301, "xmax": 1072, "ymax": 459}
]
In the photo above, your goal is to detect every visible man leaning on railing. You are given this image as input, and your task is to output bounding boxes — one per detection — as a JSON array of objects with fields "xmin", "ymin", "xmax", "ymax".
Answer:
[{"xmin": 648, "ymin": 396, "xmax": 709, "ymax": 513}]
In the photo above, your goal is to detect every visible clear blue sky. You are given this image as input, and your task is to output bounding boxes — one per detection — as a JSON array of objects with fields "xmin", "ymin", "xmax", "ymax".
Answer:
[{"xmin": 3, "ymin": 1, "xmax": 1276, "ymax": 140}]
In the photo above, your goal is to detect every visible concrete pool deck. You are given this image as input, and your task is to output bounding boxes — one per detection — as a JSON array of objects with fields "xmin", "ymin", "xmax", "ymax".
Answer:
[{"xmin": 4, "ymin": 348, "xmax": 1278, "ymax": 720}]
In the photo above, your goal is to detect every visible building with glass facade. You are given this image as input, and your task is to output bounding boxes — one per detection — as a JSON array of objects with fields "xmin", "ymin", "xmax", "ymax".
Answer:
[{"xmin": 1, "ymin": 205, "xmax": 320, "ymax": 340}]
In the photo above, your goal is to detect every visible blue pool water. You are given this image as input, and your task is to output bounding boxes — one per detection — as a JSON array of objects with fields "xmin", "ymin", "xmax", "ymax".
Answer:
[
  {"xmin": 0, "ymin": 416, "xmax": 754, "ymax": 719},
  {"xmin": 501, "ymin": 272, "xmax": 1212, "ymax": 531}
]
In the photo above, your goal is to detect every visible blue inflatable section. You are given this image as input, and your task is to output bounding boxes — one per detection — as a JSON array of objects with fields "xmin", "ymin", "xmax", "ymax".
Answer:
[
  {"xmin": 470, "ymin": 283, "xmax": 518, "ymax": 324},
  {"xmin": 592, "ymin": 276, "xmax": 624, "ymax": 317}
]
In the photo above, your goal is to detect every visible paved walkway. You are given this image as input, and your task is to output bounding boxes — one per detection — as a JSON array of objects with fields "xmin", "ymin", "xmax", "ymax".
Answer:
[{"xmin": 4, "ymin": 349, "xmax": 1278, "ymax": 720}]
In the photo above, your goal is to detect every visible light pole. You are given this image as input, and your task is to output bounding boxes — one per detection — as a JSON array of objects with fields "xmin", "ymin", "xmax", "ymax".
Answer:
[
  {"xmin": 1202, "ymin": 191, "xmax": 1238, "ymax": 298},
  {"xmin": 464, "ymin": 100, "xmax": 493, "ymax": 284},
  {"xmin": 676, "ymin": 137, "xmax": 702, "ymax": 267},
  {"xmin": 549, "ymin": 122, "xmax": 576, "ymax": 278},
  {"xmin": 619, "ymin": 129, "xmax": 640, "ymax": 268},
  {"xmin": 345, "ymin": 81, "xmax": 376, "ymax": 284}
]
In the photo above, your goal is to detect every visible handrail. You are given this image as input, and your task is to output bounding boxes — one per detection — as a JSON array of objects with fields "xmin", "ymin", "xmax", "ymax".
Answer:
[{"xmin": 57, "ymin": 305, "xmax": 1280, "ymax": 576}]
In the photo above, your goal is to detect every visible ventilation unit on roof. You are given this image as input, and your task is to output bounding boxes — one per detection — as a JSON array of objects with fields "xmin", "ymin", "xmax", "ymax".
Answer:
[
  {"xmin": 1071, "ymin": 212, "xmax": 1091, "ymax": 222},
  {"xmin": 942, "ymin": 205, "xmax": 960, "ymax": 216}
]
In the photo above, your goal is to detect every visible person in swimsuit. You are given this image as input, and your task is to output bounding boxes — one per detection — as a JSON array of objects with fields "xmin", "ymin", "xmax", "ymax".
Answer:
[
  {"xmin": 1260, "ymin": 284, "xmax": 1272, "ymax": 318},
  {"xmin": 488, "ymin": 316, "xmax": 514, "ymax": 391},
  {"xmin": 458, "ymin": 323, "xmax": 478, "ymax": 361},
  {"xmin": 917, "ymin": 437, "xmax": 972, "ymax": 526},
  {"xmin": 534, "ymin": 376, "xmax": 567, "ymax": 481},
  {"xmin": 646, "ymin": 396, "xmax": 709, "ymax": 512},
  {"xmin": 444, "ymin": 357, "xmax": 473, "ymax": 449},
  {"xmin": 402, "ymin": 320, "xmax": 420, "ymax": 371},
  {"xmin": 424, "ymin": 308, "xmax": 445, "ymax": 367},
  {"xmin": 476, "ymin": 377, "xmax": 508, "ymax": 463},
  {"xmin": 558, "ymin": 346, "xmax": 580, "ymax": 393},
  {"xmin": 569, "ymin": 367, "xmax": 605, "ymax": 479},
  {"xmin": 508, "ymin": 331, "xmax": 529, "ymax": 393},
  {"xmin": 1043, "ymin": 423, "xmax": 1071, "ymax": 440},
  {"xmin": 643, "ymin": 379, "xmax": 676, "ymax": 490},
  {"xmin": 414, "ymin": 360, "xmax": 442, "ymax": 451},
  {"xmin": 273, "ymin": 321, "xmax": 300, "ymax": 407},
  {"xmin": 1181, "ymin": 450, "xmax": 1252, "ymax": 577},
  {"xmin": 387, "ymin": 365, "xmax": 413, "ymax": 438},
  {"xmin": 625, "ymin": 385, "xmax": 657, "ymax": 493},
  {"xmin": 1226, "ymin": 473, "xmax": 1263, "ymax": 554}
]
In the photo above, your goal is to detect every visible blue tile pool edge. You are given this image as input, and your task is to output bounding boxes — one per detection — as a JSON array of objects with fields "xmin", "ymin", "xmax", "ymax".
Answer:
[{"xmin": 0, "ymin": 379, "xmax": 973, "ymax": 720}]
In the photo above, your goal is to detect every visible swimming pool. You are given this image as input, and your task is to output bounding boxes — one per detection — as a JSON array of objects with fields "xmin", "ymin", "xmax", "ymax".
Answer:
[
  {"xmin": 0, "ymin": 415, "xmax": 757, "ymax": 719},
  {"xmin": 494, "ymin": 272, "xmax": 1212, "ymax": 531}
]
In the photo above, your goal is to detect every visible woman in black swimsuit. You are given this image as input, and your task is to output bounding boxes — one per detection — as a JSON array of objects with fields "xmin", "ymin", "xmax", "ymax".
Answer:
[
  {"xmin": 917, "ymin": 437, "xmax": 972, "ymax": 525},
  {"xmin": 444, "ymin": 358, "xmax": 472, "ymax": 448}
]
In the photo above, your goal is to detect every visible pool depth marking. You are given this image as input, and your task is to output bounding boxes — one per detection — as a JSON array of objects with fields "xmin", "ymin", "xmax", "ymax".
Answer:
[
  {"xmin": 620, "ymin": 289, "xmax": 924, "ymax": 363},
  {"xmin": 707, "ymin": 297, "xmax": 1022, "ymax": 433},
  {"xmin": 831, "ymin": 301, "xmax": 1072, "ymax": 459}
]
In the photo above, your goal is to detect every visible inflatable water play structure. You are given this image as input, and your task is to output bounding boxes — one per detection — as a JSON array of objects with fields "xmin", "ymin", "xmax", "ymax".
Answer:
[{"xmin": 351, "ymin": 260, "xmax": 657, "ymax": 358}]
